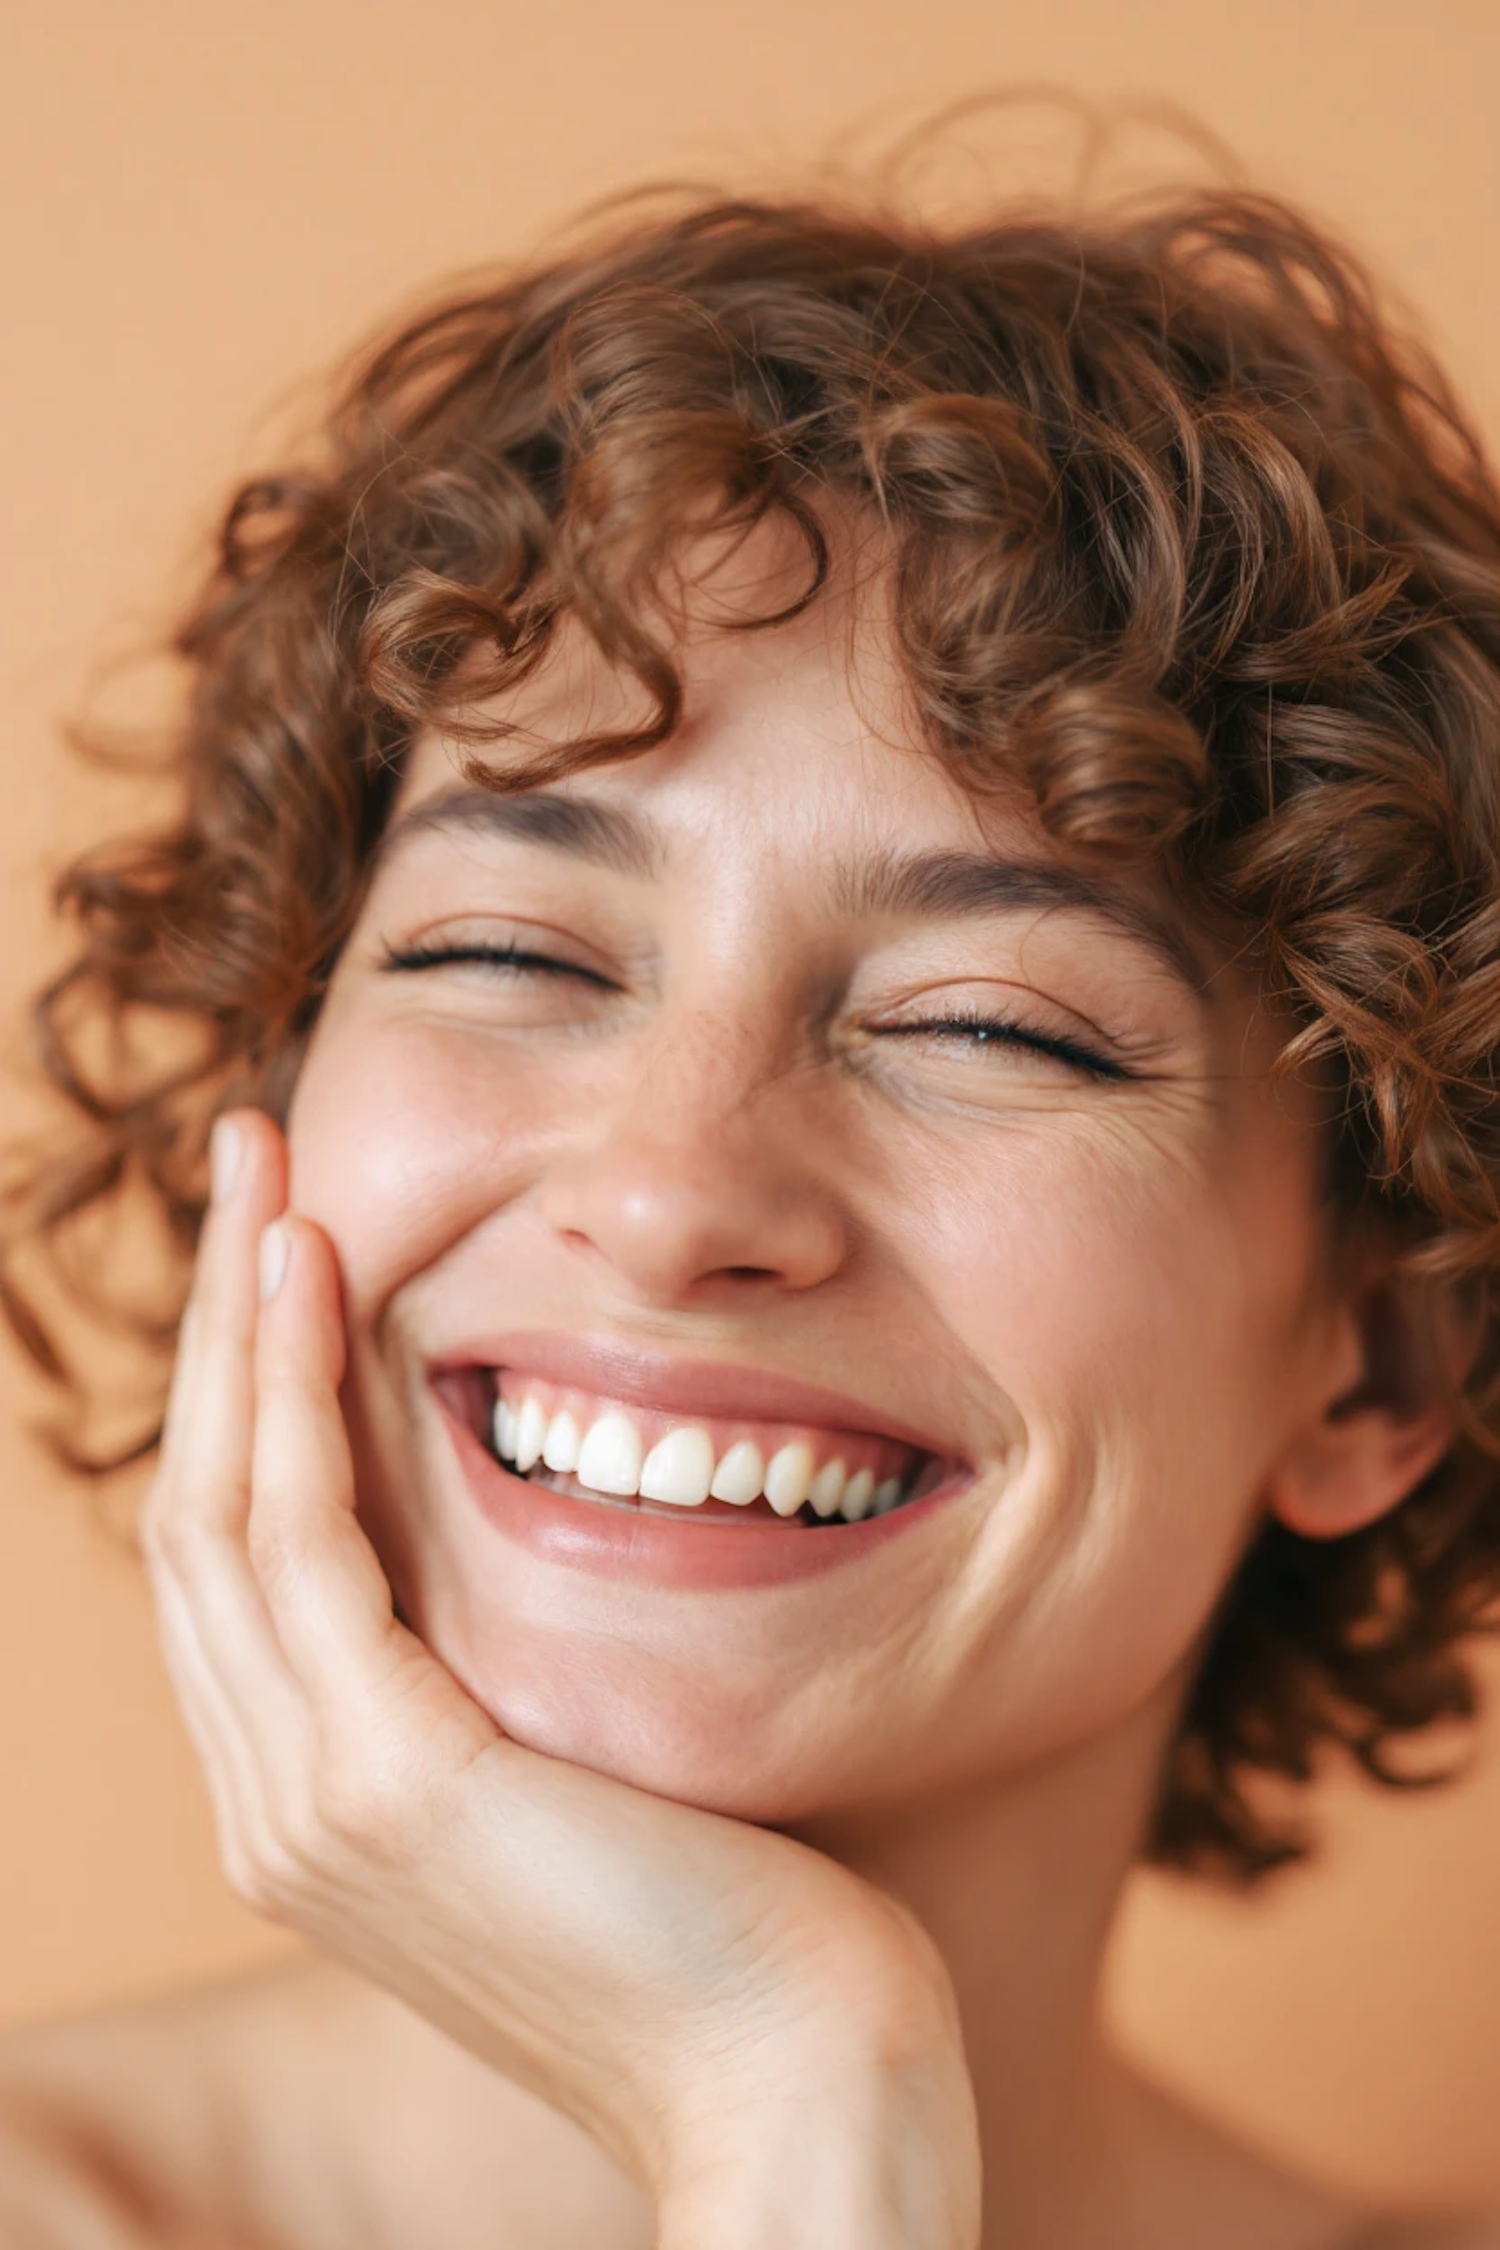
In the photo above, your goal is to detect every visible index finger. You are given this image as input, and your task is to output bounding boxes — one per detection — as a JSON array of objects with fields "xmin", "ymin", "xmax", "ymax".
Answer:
[{"xmin": 154, "ymin": 1107, "xmax": 288, "ymax": 1521}]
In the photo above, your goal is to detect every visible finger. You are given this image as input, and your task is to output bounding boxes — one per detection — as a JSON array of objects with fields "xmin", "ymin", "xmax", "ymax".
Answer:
[
  {"xmin": 147, "ymin": 1555, "xmax": 264, "ymax": 1870},
  {"xmin": 248, "ymin": 1213, "xmax": 413, "ymax": 1684},
  {"xmin": 144, "ymin": 1106, "xmax": 307, "ymax": 1771},
  {"xmin": 154, "ymin": 1108, "xmax": 286, "ymax": 1520},
  {"xmin": 248, "ymin": 1216, "xmax": 492, "ymax": 1762},
  {"xmin": 143, "ymin": 1449, "xmax": 308, "ymax": 1888}
]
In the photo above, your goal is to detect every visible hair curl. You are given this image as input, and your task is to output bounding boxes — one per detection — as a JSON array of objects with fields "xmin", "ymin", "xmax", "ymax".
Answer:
[{"xmin": 7, "ymin": 174, "xmax": 1500, "ymax": 1885}]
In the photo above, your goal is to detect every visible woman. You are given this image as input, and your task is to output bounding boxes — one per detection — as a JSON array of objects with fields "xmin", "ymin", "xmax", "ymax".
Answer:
[{"xmin": 1, "ymin": 173, "xmax": 1498, "ymax": 2248}]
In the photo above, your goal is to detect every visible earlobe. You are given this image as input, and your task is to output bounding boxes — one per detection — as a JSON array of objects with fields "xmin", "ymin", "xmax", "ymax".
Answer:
[
  {"xmin": 1265, "ymin": 1282, "xmax": 1462, "ymax": 1542},
  {"xmin": 1267, "ymin": 1397, "xmax": 1457, "ymax": 1540}
]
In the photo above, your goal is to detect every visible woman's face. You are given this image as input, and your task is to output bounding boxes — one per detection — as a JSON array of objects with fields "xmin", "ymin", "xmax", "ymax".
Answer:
[{"xmin": 287, "ymin": 550, "xmax": 1341, "ymax": 1824}]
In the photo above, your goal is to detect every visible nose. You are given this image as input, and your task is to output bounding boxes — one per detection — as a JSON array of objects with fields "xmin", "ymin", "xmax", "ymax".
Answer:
[{"xmin": 534, "ymin": 1009, "xmax": 850, "ymax": 1305}]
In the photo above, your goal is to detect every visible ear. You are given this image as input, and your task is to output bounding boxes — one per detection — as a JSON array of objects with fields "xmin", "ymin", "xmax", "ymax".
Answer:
[{"xmin": 1266, "ymin": 1274, "xmax": 1466, "ymax": 1542}]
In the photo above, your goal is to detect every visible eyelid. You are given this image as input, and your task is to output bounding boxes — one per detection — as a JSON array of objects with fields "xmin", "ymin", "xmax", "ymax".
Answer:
[
  {"xmin": 875, "ymin": 1009, "xmax": 1128, "ymax": 1082},
  {"xmin": 377, "ymin": 922, "xmax": 619, "ymax": 981},
  {"xmin": 380, "ymin": 937, "xmax": 1151, "ymax": 1078},
  {"xmin": 867, "ymin": 971, "xmax": 1129, "ymax": 1052},
  {"xmin": 377, "ymin": 936, "xmax": 622, "ymax": 994}
]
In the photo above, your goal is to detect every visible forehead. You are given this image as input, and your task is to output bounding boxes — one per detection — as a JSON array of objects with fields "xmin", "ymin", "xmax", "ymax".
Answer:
[
  {"xmin": 387, "ymin": 522, "xmax": 1229, "ymax": 999},
  {"xmin": 390, "ymin": 635, "xmax": 1223, "ymax": 1016},
  {"xmin": 401, "ymin": 640, "xmax": 1060, "ymax": 936},
  {"xmin": 398, "ymin": 557, "xmax": 1044, "ymax": 899},
  {"xmin": 406, "ymin": 539, "xmax": 903, "ymax": 775},
  {"xmin": 396, "ymin": 508, "xmax": 910, "ymax": 787}
]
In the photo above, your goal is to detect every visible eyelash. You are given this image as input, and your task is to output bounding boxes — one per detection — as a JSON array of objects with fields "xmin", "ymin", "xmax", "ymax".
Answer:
[
  {"xmin": 379, "ymin": 941, "xmax": 1129, "ymax": 1082},
  {"xmin": 382, "ymin": 939, "xmax": 604, "ymax": 982},
  {"xmin": 877, "ymin": 1007, "xmax": 1127, "ymax": 1082}
]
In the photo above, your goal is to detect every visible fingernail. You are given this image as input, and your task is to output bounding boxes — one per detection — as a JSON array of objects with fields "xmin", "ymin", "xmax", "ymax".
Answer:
[
  {"xmin": 258, "ymin": 1219, "xmax": 290, "ymax": 1302},
  {"xmin": 210, "ymin": 1116, "xmax": 243, "ymax": 1204}
]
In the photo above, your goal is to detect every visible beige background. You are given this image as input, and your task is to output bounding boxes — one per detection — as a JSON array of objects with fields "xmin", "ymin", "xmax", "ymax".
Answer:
[{"xmin": 4, "ymin": 0, "xmax": 1499, "ymax": 2208}]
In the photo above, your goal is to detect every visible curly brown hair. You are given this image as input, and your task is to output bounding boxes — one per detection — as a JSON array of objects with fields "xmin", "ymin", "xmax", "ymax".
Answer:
[{"xmin": 6, "ymin": 175, "xmax": 1500, "ymax": 1885}]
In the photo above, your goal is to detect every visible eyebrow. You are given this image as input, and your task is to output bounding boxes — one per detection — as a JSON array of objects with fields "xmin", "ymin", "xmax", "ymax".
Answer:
[
  {"xmin": 836, "ymin": 844, "xmax": 1206, "ymax": 991},
  {"xmin": 378, "ymin": 784, "xmax": 1205, "ymax": 992},
  {"xmin": 376, "ymin": 784, "xmax": 662, "ymax": 881}
]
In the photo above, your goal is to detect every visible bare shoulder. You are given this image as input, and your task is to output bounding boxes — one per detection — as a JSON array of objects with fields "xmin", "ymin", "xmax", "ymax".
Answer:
[
  {"xmin": 0, "ymin": 1955, "xmax": 650, "ymax": 2250},
  {"xmin": 1359, "ymin": 2213, "xmax": 1500, "ymax": 2250},
  {"xmin": 0, "ymin": 1962, "xmax": 302, "ymax": 2248}
]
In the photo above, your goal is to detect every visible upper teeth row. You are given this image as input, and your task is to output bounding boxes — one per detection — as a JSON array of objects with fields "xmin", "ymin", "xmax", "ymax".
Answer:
[{"xmin": 493, "ymin": 1395, "xmax": 906, "ymax": 1522}]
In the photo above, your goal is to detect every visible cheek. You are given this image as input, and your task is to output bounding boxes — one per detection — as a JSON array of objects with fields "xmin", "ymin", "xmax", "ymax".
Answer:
[
  {"xmin": 889, "ymin": 1114, "xmax": 1322, "ymax": 1746},
  {"xmin": 285, "ymin": 1005, "xmax": 542, "ymax": 1306},
  {"xmin": 906, "ymin": 1095, "xmax": 1318, "ymax": 1449}
]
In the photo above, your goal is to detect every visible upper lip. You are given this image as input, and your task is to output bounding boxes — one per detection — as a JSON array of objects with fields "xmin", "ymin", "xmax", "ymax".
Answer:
[{"xmin": 429, "ymin": 1331, "xmax": 961, "ymax": 1459}]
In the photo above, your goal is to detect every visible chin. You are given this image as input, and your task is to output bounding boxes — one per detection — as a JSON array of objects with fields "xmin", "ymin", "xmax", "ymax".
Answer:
[{"xmin": 425, "ymin": 1609, "xmax": 853, "ymax": 1825}]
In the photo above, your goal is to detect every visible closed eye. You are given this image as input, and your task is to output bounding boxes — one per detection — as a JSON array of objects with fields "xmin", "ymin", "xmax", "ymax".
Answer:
[
  {"xmin": 381, "ymin": 943, "xmax": 1130, "ymax": 1081},
  {"xmin": 879, "ymin": 1012, "xmax": 1130, "ymax": 1082},
  {"xmin": 379, "ymin": 939, "xmax": 616, "ymax": 988}
]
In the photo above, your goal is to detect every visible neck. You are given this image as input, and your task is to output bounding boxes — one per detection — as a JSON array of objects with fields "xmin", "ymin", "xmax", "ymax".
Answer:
[{"xmin": 789, "ymin": 1670, "xmax": 1187, "ymax": 2245}]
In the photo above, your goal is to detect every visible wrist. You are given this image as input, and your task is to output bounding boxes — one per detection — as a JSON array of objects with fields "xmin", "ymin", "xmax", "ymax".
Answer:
[{"xmin": 656, "ymin": 2032, "xmax": 981, "ymax": 2250}]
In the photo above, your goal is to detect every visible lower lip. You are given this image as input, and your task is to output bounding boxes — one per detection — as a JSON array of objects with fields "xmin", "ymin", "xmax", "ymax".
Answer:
[{"xmin": 439, "ymin": 1402, "xmax": 974, "ymax": 1591}]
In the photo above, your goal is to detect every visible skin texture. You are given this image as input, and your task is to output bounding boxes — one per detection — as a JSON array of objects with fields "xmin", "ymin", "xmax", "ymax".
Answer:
[
  {"xmin": 296, "ymin": 573, "xmax": 1338, "ymax": 1815},
  {"xmin": 293, "ymin": 537, "xmax": 1450, "ymax": 1829},
  {"xmin": 1, "ymin": 532, "xmax": 1485, "ymax": 2249}
]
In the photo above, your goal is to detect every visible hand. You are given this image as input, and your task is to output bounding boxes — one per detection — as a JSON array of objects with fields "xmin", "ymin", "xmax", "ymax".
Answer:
[{"xmin": 141, "ymin": 1108, "xmax": 982, "ymax": 2249}]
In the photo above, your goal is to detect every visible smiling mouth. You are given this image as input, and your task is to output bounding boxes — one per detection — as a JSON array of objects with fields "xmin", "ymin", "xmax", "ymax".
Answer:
[{"xmin": 465, "ymin": 1368, "xmax": 957, "ymax": 1527}]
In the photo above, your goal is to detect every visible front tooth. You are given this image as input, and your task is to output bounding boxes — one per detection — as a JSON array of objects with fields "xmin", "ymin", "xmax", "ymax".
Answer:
[
  {"xmin": 840, "ymin": 1467, "xmax": 875, "ymax": 1521},
  {"xmin": 709, "ymin": 1439, "xmax": 765, "ymax": 1506},
  {"xmin": 871, "ymin": 1476, "xmax": 903, "ymax": 1515},
  {"xmin": 639, "ymin": 1425, "xmax": 716, "ymax": 1507},
  {"xmin": 764, "ymin": 1440, "xmax": 815, "ymax": 1517},
  {"xmin": 541, "ymin": 1410, "xmax": 581, "ymax": 1474},
  {"xmin": 515, "ymin": 1394, "xmax": 548, "ymax": 1473},
  {"xmin": 493, "ymin": 1396, "xmax": 518, "ymax": 1461},
  {"xmin": 575, "ymin": 1410, "xmax": 645, "ymax": 1496},
  {"xmin": 807, "ymin": 1457, "xmax": 847, "ymax": 1519}
]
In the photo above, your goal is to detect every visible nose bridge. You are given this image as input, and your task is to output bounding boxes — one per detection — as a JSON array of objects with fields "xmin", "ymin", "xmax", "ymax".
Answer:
[
  {"xmin": 604, "ymin": 991, "xmax": 811, "ymax": 1201},
  {"xmin": 641, "ymin": 997, "xmax": 777, "ymax": 1130},
  {"xmin": 538, "ymin": 988, "xmax": 847, "ymax": 1297}
]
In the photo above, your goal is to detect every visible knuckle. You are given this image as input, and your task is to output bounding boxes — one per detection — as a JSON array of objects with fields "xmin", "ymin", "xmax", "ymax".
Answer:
[
  {"xmin": 142, "ymin": 1479, "xmax": 245, "ymax": 1577},
  {"xmin": 145, "ymin": 1503, "xmax": 208, "ymax": 1575},
  {"xmin": 220, "ymin": 1844, "xmax": 283, "ymax": 1919},
  {"xmin": 215, "ymin": 1756, "xmax": 417, "ymax": 1927},
  {"xmin": 245, "ymin": 1501, "xmax": 306, "ymax": 1591},
  {"xmin": 221, "ymin": 1822, "xmax": 314, "ymax": 1922},
  {"xmin": 309, "ymin": 1745, "xmax": 412, "ymax": 1865}
]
